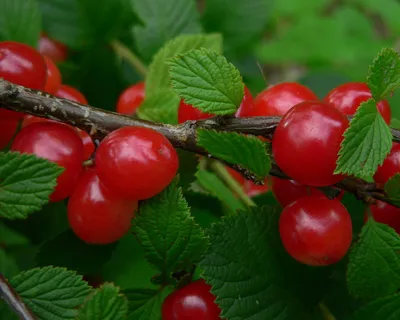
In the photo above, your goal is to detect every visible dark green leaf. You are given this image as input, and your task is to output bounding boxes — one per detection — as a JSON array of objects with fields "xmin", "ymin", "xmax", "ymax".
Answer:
[
  {"xmin": 335, "ymin": 100, "xmax": 392, "ymax": 178},
  {"xmin": 176, "ymin": 150, "xmax": 198, "ymax": 190},
  {"xmin": 350, "ymin": 293, "xmax": 400, "ymax": 320},
  {"xmin": 0, "ymin": 152, "xmax": 63, "ymax": 220},
  {"xmin": 0, "ymin": 0, "xmax": 41, "ymax": 47},
  {"xmin": 0, "ymin": 248, "xmax": 19, "ymax": 278},
  {"xmin": 185, "ymin": 192, "xmax": 222, "ymax": 228},
  {"xmin": 0, "ymin": 222, "xmax": 29, "ymax": 247},
  {"xmin": 168, "ymin": 48, "xmax": 244, "ymax": 115},
  {"xmin": 384, "ymin": 173, "xmax": 400, "ymax": 207}
]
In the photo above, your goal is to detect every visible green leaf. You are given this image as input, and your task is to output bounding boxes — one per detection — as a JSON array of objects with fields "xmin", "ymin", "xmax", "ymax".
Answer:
[
  {"xmin": 11, "ymin": 266, "xmax": 92, "ymax": 320},
  {"xmin": 0, "ymin": 152, "xmax": 63, "ymax": 220},
  {"xmin": 168, "ymin": 48, "xmax": 244, "ymax": 115},
  {"xmin": 347, "ymin": 219, "xmax": 400, "ymax": 300},
  {"xmin": 335, "ymin": 99, "xmax": 392, "ymax": 178},
  {"xmin": 0, "ymin": 222, "xmax": 29, "ymax": 247},
  {"xmin": 0, "ymin": 248, "xmax": 19, "ymax": 278},
  {"xmin": 77, "ymin": 283, "xmax": 128, "ymax": 320},
  {"xmin": 146, "ymin": 33, "xmax": 223, "ymax": 94},
  {"xmin": 137, "ymin": 89, "xmax": 180, "ymax": 124},
  {"xmin": 132, "ymin": 181, "xmax": 209, "ymax": 281},
  {"xmin": 176, "ymin": 150, "xmax": 198, "ymax": 190},
  {"xmin": 0, "ymin": 0, "xmax": 41, "ymax": 47},
  {"xmin": 350, "ymin": 293, "xmax": 400, "ymax": 320},
  {"xmin": 124, "ymin": 287, "xmax": 173, "ymax": 320},
  {"xmin": 384, "ymin": 174, "xmax": 400, "ymax": 207},
  {"xmin": 197, "ymin": 130, "xmax": 270, "ymax": 179},
  {"xmin": 132, "ymin": 0, "xmax": 202, "ymax": 60},
  {"xmin": 367, "ymin": 47, "xmax": 400, "ymax": 101}
]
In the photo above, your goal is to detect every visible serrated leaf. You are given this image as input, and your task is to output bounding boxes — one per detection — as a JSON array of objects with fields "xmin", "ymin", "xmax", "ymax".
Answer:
[
  {"xmin": 132, "ymin": 182, "xmax": 209, "ymax": 282},
  {"xmin": 132, "ymin": 0, "xmax": 202, "ymax": 60},
  {"xmin": 11, "ymin": 266, "xmax": 92, "ymax": 320},
  {"xmin": 335, "ymin": 99, "xmax": 392, "ymax": 178},
  {"xmin": 146, "ymin": 33, "xmax": 223, "ymax": 94},
  {"xmin": 197, "ymin": 129, "xmax": 270, "ymax": 179},
  {"xmin": 77, "ymin": 283, "xmax": 128, "ymax": 320},
  {"xmin": 384, "ymin": 173, "xmax": 400, "ymax": 207},
  {"xmin": 350, "ymin": 293, "xmax": 400, "ymax": 320},
  {"xmin": 0, "ymin": 0, "xmax": 41, "ymax": 47},
  {"xmin": 347, "ymin": 219, "xmax": 400, "ymax": 300},
  {"xmin": 0, "ymin": 222, "xmax": 29, "ymax": 247},
  {"xmin": 0, "ymin": 152, "xmax": 63, "ymax": 220},
  {"xmin": 137, "ymin": 89, "xmax": 180, "ymax": 124},
  {"xmin": 168, "ymin": 48, "xmax": 244, "ymax": 115},
  {"xmin": 199, "ymin": 207, "xmax": 326, "ymax": 319},
  {"xmin": 367, "ymin": 47, "xmax": 400, "ymax": 101}
]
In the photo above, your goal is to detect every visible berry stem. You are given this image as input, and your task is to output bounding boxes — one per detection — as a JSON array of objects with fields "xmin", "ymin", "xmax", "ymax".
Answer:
[
  {"xmin": 319, "ymin": 303, "xmax": 336, "ymax": 320},
  {"xmin": 110, "ymin": 40, "xmax": 148, "ymax": 77}
]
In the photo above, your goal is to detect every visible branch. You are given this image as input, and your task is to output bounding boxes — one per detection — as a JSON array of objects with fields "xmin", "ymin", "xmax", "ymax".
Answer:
[
  {"xmin": 0, "ymin": 274, "xmax": 36, "ymax": 320},
  {"xmin": 0, "ymin": 79, "xmax": 398, "ymax": 206}
]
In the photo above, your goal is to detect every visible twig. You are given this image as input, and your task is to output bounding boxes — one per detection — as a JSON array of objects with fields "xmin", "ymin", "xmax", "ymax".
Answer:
[{"xmin": 0, "ymin": 274, "xmax": 36, "ymax": 320}]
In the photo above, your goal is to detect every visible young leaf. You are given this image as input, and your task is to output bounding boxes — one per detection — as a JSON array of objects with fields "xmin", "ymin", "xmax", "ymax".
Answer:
[
  {"xmin": 77, "ymin": 283, "xmax": 128, "ymax": 320},
  {"xmin": 367, "ymin": 47, "xmax": 400, "ymax": 101},
  {"xmin": 335, "ymin": 99, "xmax": 392, "ymax": 178},
  {"xmin": 10, "ymin": 266, "xmax": 92, "ymax": 320},
  {"xmin": 132, "ymin": 0, "xmax": 201, "ymax": 60},
  {"xmin": 146, "ymin": 33, "xmax": 223, "ymax": 94},
  {"xmin": 132, "ymin": 181, "xmax": 209, "ymax": 281},
  {"xmin": 197, "ymin": 129, "xmax": 270, "ymax": 180},
  {"xmin": 384, "ymin": 173, "xmax": 400, "ymax": 207},
  {"xmin": 0, "ymin": 0, "xmax": 41, "ymax": 47},
  {"xmin": 168, "ymin": 48, "xmax": 244, "ymax": 115},
  {"xmin": 137, "ymin": 89, "xmax": 180, "ymax": 124},
  {"xmin": 350, "ymin": 293, "xmax": 400, "ymax": 320},
  {"xmin": 0, "ymin": 152, "xmax": 64, "ymax": 220},
  {"xmin": 347, "ymin": 219, "xmax": 400, "ymax": 300}
]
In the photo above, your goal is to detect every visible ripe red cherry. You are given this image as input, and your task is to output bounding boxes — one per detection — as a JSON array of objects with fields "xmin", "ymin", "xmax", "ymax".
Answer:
[
  {"xmin": 369, "ymin": 201, "xmax": 400, "ymax": 234},
  {"xmin": 11, "ymin": 122, "xmax": 84, "ymax": 202},
  {"xmin": 0, "ymin": 109, "xmax": 24, "ymax": 121},
  {"xmin": 39, "ymin": 33, "xmax": 68, "ymax": 63},
  {"xmin": 323, "ymin": 82, "xmax": 391, "ymax": 125},
  {"xmin": 226, "ymin": 167, "xmax": 269, "ymax": 197},
  {"xmin": 116, "ymin": 82, "xmax": 145, "ymax": 115},
  {"xmin": 272, "ymin": 101, "xmax": 349, "ymax": 187},
  {"xmin": 68, "ymin": 168, "xmax": 138, "ymax": 244},
  {"xmin": 43, "ymin": 56, "xmax": 62, "ymax": 94},
  {"xmin": 95, "ymin": 127, "xmax": 179, "ymax": 200},
  {"xmin": 162, "ymin": 279, "xmax": 221, "ymax": 320},
  {"xmin": 0, "ymin": 118, "xmax": 19, "ymax": 149},
  {"xmin": 374, "ymin": 143, "xmax": 400, "ymax": 185},
  {"xmin": 234, "ymin": 86, "xmax": 255, "ymax": 117},
  {"xmin": 55, "ymin": 84, "xmax": 88, "ymax": 104},
  {"xmin": 245, "ymin": 82, "xmax": 318, "ymax": 117},
  {"xmin": 178, "ymin": 100, "xmax": 213, "ymax": 123},
  {"xmin": 0, "ymin": 41, "xmax": 47, "ymax": 90},
  {"xmin": 279, "ymin": 196, "xmax": 352, "ymax": 266}
]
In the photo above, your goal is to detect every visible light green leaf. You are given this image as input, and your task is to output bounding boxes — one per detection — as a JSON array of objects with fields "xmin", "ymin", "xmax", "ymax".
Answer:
[
  {"xmin": 197, "ymin": 129, "xmax": 270, "ymax": 180},
  {"xmin": 77, "ymin": 283, "xmax": 128, "ymax": 320},
  {"xmin": 146, "ymin": 33, "xmax": 222, "ymax": 94},
  {"xmin": 168, "ymin": 48, "xmax": 244, "ymax": 115},
  {"xmin": 0, "ymin": 222, "xmax": 29, "ymax": 247},
  {"xmin": 132, "ymin": 181, "xmax": 209, "ymax": 280},
  {"xmin": 0, "ymin": 152, "xmax": 64, "ymax": 220},
  {"xmin": 384, "ymin": 174, "xmax": 400, "ymax": 207},
  {"xmin": 335, "ymin": 99, "xmax": 392, "ymax": 178},
  {"xmin": 347, "ymin": 219, "xmax": 400, "ymax": 300},
  {"xmin": 350, "ymin": 293, "xmax": 400, "ymax": 320},
  {"xmin": 11, "ymin": 266, "xmax": 92, "ymax": 320},
  {"xmin": 367, "ymin": 47, "xmax": 400, "ymax": 101}
]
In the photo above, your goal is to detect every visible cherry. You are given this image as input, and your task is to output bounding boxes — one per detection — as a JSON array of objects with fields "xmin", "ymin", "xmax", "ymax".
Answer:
[
  {"xmin": 323, "ymin": 82, "xmax": 391, "ymax": 125},
  {"xmin": 43, "ymin": 56, "xmax": 62, "ymax": 94},
  {"xmin": 374, "ymin": 142, "xmax": 400, "ymax": 185},
  {"xmin": 68, "ymin": 168, "xmax": 138, "ymax": 244},
  {"xmin": 95, "ymin": 127, "xmax": 179, "ymax": 200},
  {"xmin": 0, "ymin": 41, "xmax": 47, "ymax": 90},
  {"xmin": 116, "ymin": 82, "xmax": 145, "ymax": 115},
  {"xmin": 369, "ymin": 201, "xmax": 400, "ymax": 234},
  {"xmin": 226, "ymin": 167, "xmax": 269, "ymax": 197},
  {"xmin": 234, "ymin": 86, "xmax": 255, "ymax": 118},
  {"xmin": 55, "ymin": 84, "xmax": 88, "ymax": 104},
  {"xmin": 162, "ymin": 279, "xmax": 221, "ymax": 320},
  {"xmin": 178, "ymin": 100, "xmax": 213, "ymax": 123},
  {"xmin": 0, "ymin": 118, "xmax": 19, "ymax": 149},
  {"xmin": 272, "ymin": 101, "xmax": 349, "ymax": 187},
  {"xmin": 244, "ymin": 82, "xmax": 318, "ymax": 117},
  {"xmin": 11, "ymin": 122, "xmax": 84, "ymax": 202},
  {"xmin": 0, "ymin": 109, "xmax": 24, "ymax": 121},
  {"xmin": 279, "ymin": 196, "xmax": 352, "ymax": 266},
  {"xmin": 39, "ymin": 33, "xmax": 68, "ymax": 63}
]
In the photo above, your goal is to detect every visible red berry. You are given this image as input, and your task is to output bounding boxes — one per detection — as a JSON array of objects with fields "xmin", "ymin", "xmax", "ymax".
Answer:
[
  {"xmin": 0, "ymin": 109, "xmax": 24, "ymax": 121},
  {"xmin": 162, "ymin": 280, "xmax": 221, "ymax": 320},
  {"xmin": 279, "ymin": 196, "xmax": 352, "ymax": 266},
  {"xmin": 95, "ymin": 127, "xmax": 179, "ymax": 200},
  {"xmin": 11, "ymin": 122, "xmax": 84, "ymax": 202},
  {"xmin": 43, "ymin": 56, "xmax": 62, "ymax": 94},
  {"xmin": 68, "ymin": 168, "xmax": 137, "ymax": 244},
  {"xmin": 178, "ymin": 100, "xmax": 213, "ymax": 123},
  {"xmin": 245, "ymin": 179, "xmax": 269, "ymax": 197},
  {"xmin": 369, "ymin": 201, "xmax": 400, "ymax": 234},
  {"xmin": 235, "ymin": 86, "xmax": 255, "ymax": 117},
  {"xmin": 39, "ymin": 33, "xmax": 68, "ymax": 63},
  {"xmin": 272, "ymin": 101, "xmax": 349, "ymax": 187},
  {"xmin": 0, "ymin": 118, "xmax": 19, "ymax": 149},
  {"xmin": 21, "ymin": 115, "xmax": 53, "ymax": 128},
  {"xmin": 374, "ymin": 142, "xmax": 400, "ymax": 185},
  {"xmin": 55, "ymin": 84, "xmax": 88, "ymax": 104},
  {"xmin": 245, "ymin": 82, "xmax": 318, "ymax": 117},
  {"xmin": 323, "ymin": 82, "xmax": 391, "ymax": 125},
  {"xmin": 0, "ymin": 41, "xmax": 47, "ymax": 90},
  {"xmin": 116, "ymin": 82, "xmax": 145, "ymax": 115}
]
